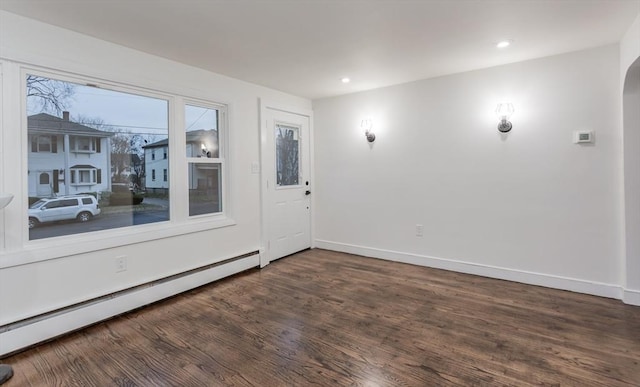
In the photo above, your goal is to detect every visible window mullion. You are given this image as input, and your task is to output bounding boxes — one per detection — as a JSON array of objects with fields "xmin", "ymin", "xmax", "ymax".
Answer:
[{"xmin": 170, "ymin": 96, "xmax": 187, "ymax": 222}]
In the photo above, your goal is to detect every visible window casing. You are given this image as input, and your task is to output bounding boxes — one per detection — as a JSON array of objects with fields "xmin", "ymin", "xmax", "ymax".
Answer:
[
  {"xmin": 25, "ymin": 71, "xmax": 170, "ymax": 241},
  {"xmin": 6, "ymin": 64, "xmax": 233, "ymax": 262},
  {"xmin": 30, "ymin": 135, "xmax": 57, "ymax": 153},
  {"xmin": 70, "ymin": 168, "xmax": 99, "ymax": 185},
  {"xmin": 69, "ymin": 136, "xmax": 99, "ymax": 153},
  {"xmin": 185, "ymin": 102, "xmax": 226, "ymax": 217}
]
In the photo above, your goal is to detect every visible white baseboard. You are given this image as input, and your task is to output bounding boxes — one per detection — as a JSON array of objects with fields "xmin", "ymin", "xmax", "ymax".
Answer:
[
  {"xmin": 0, "ymin": 254, "xmax": 259, "ymax": 356},
  {"xmin": 623, "ymin": 288, "xmax": 640, "ymax": 306},
  {"xmin": 315, "ymin": 240, "xmax": 627, "ymax": 302}
]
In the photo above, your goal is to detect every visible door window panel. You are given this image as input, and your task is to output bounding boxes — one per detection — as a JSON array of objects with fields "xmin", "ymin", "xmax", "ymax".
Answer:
[{"xmin": 275, "ymin": 124, "xmax": 300, "ymax": 187}]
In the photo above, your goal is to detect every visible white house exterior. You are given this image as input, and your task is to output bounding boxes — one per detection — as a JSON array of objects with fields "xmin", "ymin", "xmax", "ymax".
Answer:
[
  {"xmin": 28, "ymin": 112, "xmax": 112, "ymax": 197},
  {"xmin": 144, "ymin": 129, "xmax": 219, "ymax": 193},
  {"xmin": 143, "ymin": 139, "xmax": 169, "ymax": 193}
]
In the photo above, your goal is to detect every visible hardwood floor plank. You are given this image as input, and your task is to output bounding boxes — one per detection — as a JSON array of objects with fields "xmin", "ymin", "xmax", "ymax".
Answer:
[{"xmin": 3, "ymin": 249, "xmax": 639, "ymax": 386}]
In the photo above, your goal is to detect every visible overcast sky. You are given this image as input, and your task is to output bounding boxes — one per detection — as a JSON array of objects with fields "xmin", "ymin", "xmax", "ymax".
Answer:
[{"xmin": 27, "ymin": 78, "xmax": 217, "ymax": 137}]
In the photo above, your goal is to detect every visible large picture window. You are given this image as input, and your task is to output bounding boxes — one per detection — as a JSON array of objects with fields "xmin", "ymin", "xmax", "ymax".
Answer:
[
  {"xmin": 27, "ymin": 74, "xmax": 170, "ymax": 240},
  {"xmin": 185, "ymin": 103, "xmax": 224, "ymax": 216}
]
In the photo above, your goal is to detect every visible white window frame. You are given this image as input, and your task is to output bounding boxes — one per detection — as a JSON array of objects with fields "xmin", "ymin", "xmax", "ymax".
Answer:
[
  {"xmin": 69, "ymin": 136, "xmax": 97, "ymax": 153},
  {"xmin": 31, "ymin": 135, "xmax": 53, "ymax": 153},
  {"xmin": 70, "ymin": 168, "xmax": 97, "ymax": 186},
  {"xmin": 184, "ymin": 99, "xmax": 227, "ymax": 219},
  {"xmin": 0, "ymin": 65, "xmax": 236, "ymax": 269},
  {"xmin": 0, "ymin": 62, "xmax": 6, "ymax": 253}
]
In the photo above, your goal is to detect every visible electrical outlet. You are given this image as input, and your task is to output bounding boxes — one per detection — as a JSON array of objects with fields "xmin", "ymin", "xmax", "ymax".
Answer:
[
  {"xmin": 116, "ymin": 256, "xmax": 127, "ymax": 273},
  {"xmin": 416, "ymin": 224, "xmax": 424, "ymax": 237}
]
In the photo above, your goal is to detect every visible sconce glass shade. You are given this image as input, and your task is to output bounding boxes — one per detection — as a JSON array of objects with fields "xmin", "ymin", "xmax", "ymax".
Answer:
[
  {"xmin": 495, "ymin": 103, "xmax": 514, "ymax": 119},
  {"xmin": 361, "ymin": 119, "xmax": 373, "ymax": 132}
]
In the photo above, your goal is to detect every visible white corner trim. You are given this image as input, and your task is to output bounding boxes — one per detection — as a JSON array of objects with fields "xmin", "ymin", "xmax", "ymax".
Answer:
[
  {"xmin": 259, "ymin": 247, "xmax": 269, "ymax": 268},
  {"xmin": 623, "ymin": 288, "xmax": 640, "ymax": 306},
  {"xmin": 315, "ymin": 240, "xmax": 624, "ymax": 301},
  {"xmin": 0, "ymin": 254, "xmax": 259, "ymax": 356}
]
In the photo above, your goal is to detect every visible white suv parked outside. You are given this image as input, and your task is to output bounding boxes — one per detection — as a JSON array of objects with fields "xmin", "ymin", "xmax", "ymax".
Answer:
[{"xmin": 28, "ymin": 195, "xmax": 101, "ymax": 229}]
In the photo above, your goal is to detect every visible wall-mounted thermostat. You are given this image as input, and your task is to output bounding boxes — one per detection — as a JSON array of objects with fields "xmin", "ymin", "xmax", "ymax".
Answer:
[{"xmin": 574, "ymin": 130, "xmax": 594, "ymax": 144}]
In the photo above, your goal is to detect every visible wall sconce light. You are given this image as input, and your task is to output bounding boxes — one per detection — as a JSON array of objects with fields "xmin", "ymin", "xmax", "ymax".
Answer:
[
  {"xmin": 495, "ymin": 103, "xmax": 514, "ymax": 133},
  {"xmin": 200, "ymin": 143, "xmax": 211, "ymax": 158},
  {"xmin": 0, "ymin": 193, "xmax": 14, "ymax": 210},
  {"xmin": 361, "ymin": 119, "xmax": 375, "ymax": 142}
]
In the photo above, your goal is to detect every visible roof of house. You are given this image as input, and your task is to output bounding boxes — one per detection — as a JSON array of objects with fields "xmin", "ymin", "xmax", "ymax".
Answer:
[
  {"xmin": 70, "ymin": 164, "xmax": 98, "ymax": 169},
  {"xmin": 143, "ymin": 129, "xmax": 217, "ymax": 149},
  {"xmin": 28, "ymin": 113, "xmax": 113, "ymax": 137}
]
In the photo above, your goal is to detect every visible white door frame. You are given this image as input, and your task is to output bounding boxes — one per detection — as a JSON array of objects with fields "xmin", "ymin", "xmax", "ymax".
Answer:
[{"xmin": 259, "ymin": 99, "xmax": 314, "ymax": 267}]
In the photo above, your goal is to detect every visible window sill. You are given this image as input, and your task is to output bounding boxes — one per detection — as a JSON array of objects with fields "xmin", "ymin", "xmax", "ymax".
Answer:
[
  {"xmin": 71, "ymin": 150, "xmax": 96, "ymax": 154},
  {"xmin": 70, "ymin": 183, "xmax": 95, "ymax": 186},
  {"xmin": 0, "ymin": 216, "xmax": 236, "ymax": 269}
]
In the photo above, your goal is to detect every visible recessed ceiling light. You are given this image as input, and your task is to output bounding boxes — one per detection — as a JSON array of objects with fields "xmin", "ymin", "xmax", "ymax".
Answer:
[
  {"xmin": 341, "ymin": 77, "xmax": 351, "ymax": 83},
  {"xmin": 496, "ymin": 40, "xmax": 512, "ymax": 49}
]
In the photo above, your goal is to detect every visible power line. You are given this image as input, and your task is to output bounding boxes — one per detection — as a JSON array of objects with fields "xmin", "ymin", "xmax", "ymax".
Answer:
[
  {"xmin": 27, "ymin": 116, "xmax": 169, "ymax": 132},
  {"xmin": 186, "ymin": 109, "xmax": 209, "ymax": 131}
]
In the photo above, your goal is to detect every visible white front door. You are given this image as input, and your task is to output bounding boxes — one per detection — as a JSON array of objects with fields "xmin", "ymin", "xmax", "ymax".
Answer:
[
  {"xmin": 261, "ymin": 105, "xmax": 312, "ymax": 265},
  {"xmin": 37, "ymin": 171, "xmax": 52, "ymax": 196}
]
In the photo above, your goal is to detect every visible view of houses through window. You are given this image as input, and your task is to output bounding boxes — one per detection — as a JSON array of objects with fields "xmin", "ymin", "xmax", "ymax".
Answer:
[
  {"xmin": 27, "ymin": 74, "xmax": 170, "ymax": 240},
  {"xmin": 185, "ymin": 104, "xmax": 222, "ymax": 216}
]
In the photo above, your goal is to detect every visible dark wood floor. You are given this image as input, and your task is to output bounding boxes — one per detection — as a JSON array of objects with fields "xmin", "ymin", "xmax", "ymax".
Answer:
[{"xmin": 3, "ymin": 249, "xmax": 640, "ymax": 386}]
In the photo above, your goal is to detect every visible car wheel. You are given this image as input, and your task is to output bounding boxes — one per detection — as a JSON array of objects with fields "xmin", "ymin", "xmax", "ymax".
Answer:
[
  {"xmin": 77, "ymin": 211, "xmax": 92, "ymax": 222},
  {"xmin": 28, "ymin": 217, "xmax": 39, "ymax": 229}
]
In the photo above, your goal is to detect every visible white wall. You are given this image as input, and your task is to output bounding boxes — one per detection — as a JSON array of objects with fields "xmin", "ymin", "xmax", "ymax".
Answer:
[
  {"xmin": 0, "ymin": 10, "xmax": 310, "ymax": 351},
  {"xmin": 620, "ymin": 13, "xmax": 640, "ymax": 84},
  {"xmin": 314, "ymin": 45, "xmax": 626, "ymax": 299},
  {"xmin": 621, "ymin": 12, "xmax": 640, "ymax": 302}
]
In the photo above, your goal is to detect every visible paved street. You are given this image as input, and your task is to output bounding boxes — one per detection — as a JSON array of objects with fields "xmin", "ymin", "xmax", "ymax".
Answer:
[
  {"xmin": 28, "ymin": 197, "xmax": 220, "ymax": 240},
  {"xmin": 29, "ymin": 209, "xmax": 170, "ymax": 240}
]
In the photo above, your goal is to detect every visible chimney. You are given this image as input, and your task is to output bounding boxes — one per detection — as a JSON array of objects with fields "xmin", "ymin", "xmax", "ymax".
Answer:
[{"xmin": 62, "ymin": 111, "xmax": 70, "ymax": 121}]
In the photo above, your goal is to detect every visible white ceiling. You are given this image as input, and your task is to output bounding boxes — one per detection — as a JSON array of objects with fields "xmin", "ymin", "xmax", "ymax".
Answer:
[{"xmin": 0, "ymin": 0, "xmax": 638, "ymax": 100}]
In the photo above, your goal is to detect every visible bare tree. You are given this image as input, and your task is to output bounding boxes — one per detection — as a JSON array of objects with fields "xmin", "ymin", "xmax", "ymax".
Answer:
[
  {"xmin": 111, "ymin": 132, "xmax": 135, "ymax": 182},
  {"xmin": 75, "ymin": 115, "xmax": 158, "ymax": 187},
  {"xmin": 74, "ymin": 115, "xmax": 108, "ymax": 130},
  {"xmin": 74, "ymin": 116, "xmax": 131, "ymax": 182},
  {"xmin": 276, "ymin": 127, "xmax": 299, "ymax": 186},
  {"xmin": 26, "ymin": 75, "xmax": 75, "ymax": 114}
]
